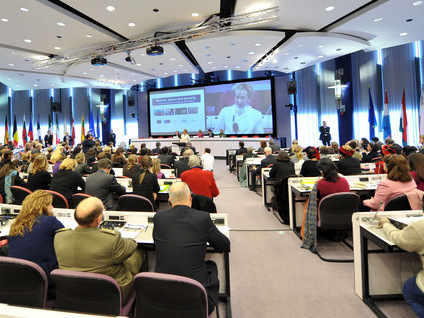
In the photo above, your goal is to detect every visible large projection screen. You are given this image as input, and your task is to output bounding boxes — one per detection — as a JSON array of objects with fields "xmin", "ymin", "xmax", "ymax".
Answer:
[{"xmin": 148, "ymin": 78, "xmax": 276, "ymax": 136}]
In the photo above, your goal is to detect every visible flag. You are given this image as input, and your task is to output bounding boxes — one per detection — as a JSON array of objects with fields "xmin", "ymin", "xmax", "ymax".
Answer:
[
  {"xmin": 96, "ymin": 110, "xmax": 100, "ymax": 140},
  {"xmin": 37, "ymin": 116, "xmax": 41, "ymax": 142},
  {"xmin": 71, "ymin": 117, "xmax": 75, "ymax": 144},
  {"xmin": 382, "ymin": 90, "xmax": 391, "ymax": 139},
  {"xmin": 55, "ymin": 114, "xmax": 60, "ymax": 144},
  {"xmin": 399, "ymin": 89, "xmax": 408, "ymax": 146},
  {"xmin": 89, "ymin": 109, "xmax": 95, "ymax": 138},
  {"xmin": 81, "ymin": 114, "xmax": 85, "ymax": 142},
  {"xmin": 13, "ymin": 115, "xmax": 18, "ymax": 147},
  {"xmin": 4, "ymin": 116, "xmax": 9, "ymax": 145},
  {"xmin": 22, "ymin": 114, "xmax": 27, "ymax": 146},
  {"xmin": 419, "ymin": 87, "xmax": 424, "ymax": 136},
  {"xmin": 368, "ymin": 88, "xmax": 376, "ymax": 139},
  {"xmin": 28, "ymin": 117, "xmax": 33, "ymax": 141}
]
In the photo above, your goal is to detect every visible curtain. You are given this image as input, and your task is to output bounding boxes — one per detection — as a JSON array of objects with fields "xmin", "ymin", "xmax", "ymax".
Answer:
[{"xmin": 383, "ymin": 43, "xmax": 420, "ymax": 146}]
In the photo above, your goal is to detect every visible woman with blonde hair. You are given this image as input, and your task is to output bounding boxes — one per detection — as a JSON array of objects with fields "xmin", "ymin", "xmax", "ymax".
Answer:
[
  {"xmin": 50, "ymin": 158, "xmax": 85, "ymax": 203},
  {"xmin": 151, "ymin": 158, "xmax": 164, "ymax": 179},
  {"xmin": 132, "ymin": 156, "xmax": 160, "ymax": 210},
  {"xmin": 8, "ymin": 190, "xmax": 64, "ymax": 282},
  {"xmin": 51, "ymin": 151, "xmax": 65, "ymax": 175},
  {"xmin": 27, "ymin": 154, "xmax": 52, "ymax": 191},
  {"xmin": 123, "ymin": 154, "xmax": 140, "ymax": 178}
]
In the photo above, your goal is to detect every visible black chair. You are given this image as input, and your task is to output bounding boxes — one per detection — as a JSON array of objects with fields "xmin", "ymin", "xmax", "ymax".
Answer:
[
  {"xmin": 316, "ymin": 192, "xmax": 360, "ymax": 263},
  {"xmin": 191, "ymin": 193, "xmax": 217, "ymax": 213},
  {"xmin": 71, "ymin": 193, "xmax": 92, "ymax": 209},
  {"xmin": 118, "ymin": 194, "xmax": 154, "ymax": 212},
  {"xmin": 10, "ymin": 186, "xmax": 32, "ymax": 204},
  {"xmin": 384, "ymin": 195, "xmax": 412, "ymax": 211},
  {"xmin": 45, "ymin": 190, "xmax": 69, "ymax": 209},
  {"xmin": 271, "ymin": 175, "xmax": 296, "ymax": 225},
  {"xmin": 0, "ymin": 256, "xmax": 48, "ymax": 308}
]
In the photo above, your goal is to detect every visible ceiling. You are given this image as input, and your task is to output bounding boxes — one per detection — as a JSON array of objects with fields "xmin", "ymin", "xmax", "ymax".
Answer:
[{"xmin": 0, "ymin": 0, "xmax": 423, "ymax": 90}]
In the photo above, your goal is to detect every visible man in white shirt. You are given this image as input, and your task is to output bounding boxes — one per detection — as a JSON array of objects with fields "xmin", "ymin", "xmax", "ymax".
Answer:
[
  {"xmin": 216, "ymin": 83, "xmax": 264, "ymax": 134},
  {"xmin": 180, "ymin": 129, "xmax": 190, "ymax": 144},
  {"xmin": 201, "ymin": 148, "xmax": 214, "ymax": 171}
]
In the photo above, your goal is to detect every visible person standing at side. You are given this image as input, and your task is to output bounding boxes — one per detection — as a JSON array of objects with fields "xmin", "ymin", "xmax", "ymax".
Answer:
[{"xmin": 319, "ymin": 121, "xmax": 331, "ymax": 146}]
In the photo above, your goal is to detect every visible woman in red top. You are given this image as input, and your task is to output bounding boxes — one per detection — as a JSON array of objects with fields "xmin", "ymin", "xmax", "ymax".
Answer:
[
  {"xmin": 317, "ymin": 158, "xmax": 350, "ymax": 201},
  {"xmin": 409, "ymin": 153, "xmax": 424, "ymax": 191}
]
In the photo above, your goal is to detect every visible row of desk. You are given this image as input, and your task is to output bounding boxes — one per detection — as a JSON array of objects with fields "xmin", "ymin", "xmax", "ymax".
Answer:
[{"xmin": 0, "ymin": 204, "xmax": 232, "ymax": 318}]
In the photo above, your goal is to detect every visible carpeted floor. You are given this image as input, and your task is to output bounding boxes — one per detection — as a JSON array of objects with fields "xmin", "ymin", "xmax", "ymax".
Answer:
[{"xmin": 212, "ymin": 159, "xmax": 414, "ymax": 318}]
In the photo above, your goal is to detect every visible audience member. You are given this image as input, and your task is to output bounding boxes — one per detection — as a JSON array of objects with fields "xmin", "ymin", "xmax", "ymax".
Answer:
[
  {"xmin": 180, "ymin": 142, "xmax": 196, "ymax": 156},
  {"xmin": 132, "ymin": 156, "xmax": 160, "ymax": 210},
  {"xmin": 257, "ymin": 140, "xmax": 267, "ymax": 154},
  {"xmin": 50, "ymin": 158, "xmax": 85, "ymax": 203},
  {"xmin": 111, "ymin": 147, "xmax": 127, "ymax": 168},
  {"xmin": 316, "ymin": 158, "xmax": 350, "ymax": 201},
  {"xmin": 123, "ymin": 154, "xmax": 141, "ymax": 179},
  {"xmin": 51, "ymin": 151, "xmax": 65, "ymax": 175},
  {"xmin": 361, "ymin": 143, "xmax": 381, "ymax": 163},
  {"xmin": 249, "ymin": 147, "xmax": 276, "ymax": 191},
  {"xmin": 236, "ymin": 141, "xmax": 247, "ymax": 156},
  {"xmin": 0, "ymin": 156, "xmax": 24, "ymax": 203},
  {"xmin": 151, "ymin": 158, "xmax": 164, "ymax": 179},
  {"xmin": 201, "ymin": 148, "xmax": 214, "ymax": 171},
  {"xmin": 363, "ymin": 155, "xmax": 417, "ymax": 210},
  {"xmin": 300, "ymin": 147, "xmax": 321, "ymax": 177},
  {"xmin": 82, "ymin": 134, "xmax": 95, "ymax": 153},
  {"xmin": 269, "ymin": 140, "xmax": 280, "ymax": 153},
  {"xmin": 158, "ymin": 147, "xmax": 174, "ymax": 167},
  {"xmin": 153, "ymin": 182, "xmax": 230, "ymax": 315},
  {"xmin": 409, "ymin": 153, "xmax": 424, "ymax": 191},
  {"xmin": 54, "ymin": 197, "xmax": 143, "ymax": 303},
  {"xmin": 181, "ymin": 155, "xmax": 219, "ymax": 198},
  {"xmin": 337, "ymin": 145, "xmax": 362, "ymax": 175},
  {"xmin": 86, "ymin": 159, "xmax": 126, "ymax": 210},
  {"xmin": 269, "ymin": 151, "xmax": 295, "ymax": 180},
  {"xmin": 174, "ymin": 149, "xmax": 192, "ymax": 177},
  {"xmin": 27, "ymin": 154, "xmax": 52, "ymax": 191},
  {"xmin": 152, "ymin": 142, "xmax": 161, "ymax": 154}
]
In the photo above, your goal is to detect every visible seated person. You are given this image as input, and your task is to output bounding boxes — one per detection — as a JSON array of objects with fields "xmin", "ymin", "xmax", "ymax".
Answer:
[
  {"xmin": 74, "ymin": 152, "xmax": 96, "ymax": 176},
  {"xmin": 256, "ymin": 140, "xmax": 267, "ymax": 154},
  {"xmin": 51, "ymin": 152, "xmax": 65, "ymax": 175},
  {"xmin": 174, "ymin": 149, "xmax": 192, "ymax": 177},
  {"xmin": 207, "ymin": 129, "xmax": 214, "ymax": 137},
  {"xmin": 269, "ymin": 151, "xmax": 295, "ymax": 180},
  {"xmin": 27, "ymin": 154, "xmax": 52, "ymax": 191},
  {"xmin": 151, "ymin": 158, "xmax": 164, "ymax": 179},
  {"xmin": 85, "ymin": 159, "xmax": 126, "ymax": 211},
  {"xmin": 197, "ymin": 129, "xmax": 204, "ymax": 138},
  {"xmin": 158, "ymin": 147, "xmax": 174, "ymax": 167},
  {"xmin": 0, "ymin": 155, "xmax": 25, "ymax": 204},
  {"xmin": 127, "ymin": 144, "xmax": 137, "ymax": 155},
  {"xmin": 153, "ymin": 182, "xmax": 230, "ymax": 315},
  {"xmin": 180, "ymin": 129, "xmax": 190, "ymax": 144},
  {"xmin": 361, "ymin": 143, "xmax": 381, "ymax": 163},
  {"xmin": 409, "ymin": 153, "xmax": 424, "ymax": 191},
  {"xmin": 249, "ymin": 147, "xmax": 276, "ymax": 191},
  {"xmin": 269, "ymin": 140, "xmax": 280, "ymax": 153},
  {"xmin": 111, "ymin": 147, "xmax": 127, "ymax": 168},
  {"xmin": 236, "ymin": 141, "xmax": 247, "ymax": 156},
  {"xmin": 348, "ymin": 140, "xmax": 362, "ymax": 161},
  {"xmin": 336, "ymin": 145, "xmax": 362, "ymax": 175},
  {"xmin": 132, "ymin": 156, "xmax": 160, "ymax": 210},
  {"xmin": 316, "ymin": 159, "xmax": 350, "ymax": 201},
  {"xmin": 50, "ymin": 158, "xmax": 85, "ymax": 203},
  {"xmin": 8, "ymin": 191, "xmax": 63, "ymax": 295},
  {"xmin": 201, "ymin": 148, "xmax": 214, "ymax": 171},
  {"xmin": 300, "ymin": 147, "xmax": 321, "ymax": 177},
  {"xmin": 180, "ymin": 142, "xmax": 196, "ymax": 156},
  {"xmin": 123, "ymin": 154, "xmax": 141, "ymax": 179},
  {"xmin": 363, "ymin": 155, "xmax": 417, "ymax": 210},
  {"xmin": 152, "ymin": 142, "xmax": 161, "ymax": 155},
  {"xmin": 181, "ymin": 155, "xmax": 219, "ymax": 199},
  {"xmin": 377, "ymin": 216, "xmax": 424, "ymax": 317},
  {"xmin": 54, "ymin": 197, "xmax": 143, "ymax": 303}
]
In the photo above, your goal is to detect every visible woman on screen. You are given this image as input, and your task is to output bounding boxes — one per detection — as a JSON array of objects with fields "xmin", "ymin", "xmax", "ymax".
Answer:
[{"xmin": 216, "ymin": 83, "xmax": 264, "ymax": 134}]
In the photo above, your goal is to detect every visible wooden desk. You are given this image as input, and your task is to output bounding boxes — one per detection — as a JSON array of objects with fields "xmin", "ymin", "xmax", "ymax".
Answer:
[{"xmin": 352, "ymin": 212, "xmax": 423, "ymax": 318}]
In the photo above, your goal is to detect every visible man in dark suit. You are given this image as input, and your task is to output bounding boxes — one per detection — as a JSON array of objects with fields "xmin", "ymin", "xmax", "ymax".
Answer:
[
  {"xmin": 249, "ymin": 147, "xmax": 276, "ymax": 191},
  {"xmin": 151, "ymin": 142, "xmax": 161, "ymax": 154},
  {"xmin": 158, "ymin": 147, "xmax": 174, "ymax": 167},
  {"xmin": 44, "ymin": 130, "xmax": 53, "ymax": 147},
  {"xmin": 319, "ymin": 121, "xmax": 331, "ymax": 146},
  {"xmin": 153, "ymin": 182, "xmax": 230, "ymax": 315},
  {"xmin": 85, "ymin": 159, "xmax": 126, "ymax": 210},
  {"xmin": 174, "ymin": 149, "xmax": 192, "ymax": 177},
  {"xmin": 110, "ymin": 130, "xmax": 116, "ymax": 147}
]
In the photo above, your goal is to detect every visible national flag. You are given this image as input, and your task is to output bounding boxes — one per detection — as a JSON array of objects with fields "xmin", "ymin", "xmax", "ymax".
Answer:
[
  {"xmin": 419, "ymin": 87, "xmax": 424, "ymax": 136},
  {"xmin": 71, "ymin": 117, "xmax": 75, "ymax": 144},
  {"xmin": 81, "ymin": 114, "xmax": 85, "ymax": 142},
  {"xmin": 368, "ymin": 88, "xmax": 377, "ymax": 139},
  {"xmin": 89, "ymin": 109, "xmax": 95, "ymax": 138},
  {"xmin": 12, "ymin": 115, "xmax": 18, "ymax": 147},
  {"xmin": 399, "ymin": 89, "xmax": 408, "ymax": 146},
  {"xmin": 28, "ymin": 117, "xmax": 33, "ymax": 141},
  {"xmin": 22, "ymin": 114, "xmax": 27, "ymax": 146},
  {"xmin": 382, "ymin": 90, "xmax": 392, "ymax": 139},
  {"xmin": 4, "ymin": 116, "xmax": 9, "ymax": 145},
  {"xmin": 37, "ymin": 116, "xmax": 41, "ymax": 142},
  {"xmin": 55, "ymin": 114, "xmax": 60, "ymax": 144}
]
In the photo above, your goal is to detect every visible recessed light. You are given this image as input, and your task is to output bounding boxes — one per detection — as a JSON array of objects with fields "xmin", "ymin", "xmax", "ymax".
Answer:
[
  {"xmin": 318, "ymin": 55, "xmax": 324, "ymax": 58},
  {"xmin": 33, "ymin": 84, "xmax": 38, "ymax": 87},
  {"xmin": 24, "ymin": 39, "xmax": 32, "ymax": 43},
  {"xmin": 54, "ymin": 46, "xmax": 61, "ymax": 50},
  {"xmin": 248, "ymin": 51, "xmax": 255, "ymax": 55},
  {"xmin": 20, "ymin": 8, "xmax": 29, "ymax": 12},
  {"xmin": 128, "ymin": 22, "xmax": 136, "ymax": 27},
  {"xmin": 106, "ymin": 5, "xmax": 115, "ymax": 12},
  {"xmin": 192, "ymin": 12, "xmax": 199, "ymax": 17},
  {"xmin": 136, "ymin": 63, "xmax": 141, "ymax": 66},
  {"xmin": 1, "ymin": 18, "xmax": 8, "ymax": 22},
  {"xmin": 164, "ymin": 72, "xmax": 168, "ymax": 75},
  {"xmin": 255, "ymin": 43, "xmax": 261, "ymax": 46},
  {"xmin": 57, "ymin": 22, "xmax": 65, "ymax": 27},
  {"xmin": 207, "ymin": 61, "xmax": 214, "ymax": 64},
  {"xmin": 319, "ymin": 45, "xmax": 324, "ymax": 48},
  {"xmin": 400, "ymin": 32, "xmax": 408, "ymax": 36},
  {"xmin": 373, "ymin": 17, "xmax": 383, "ymax": 22},
  {"xmin": 413, "ymin": 0, "xmax": 423, "ymax": 6},
  {"xmin": 224, "ymin": 65, "xmax": 229, "ymax": 68},
  {"xmin": 272, "ymin": 59, "xmax": 278, "ymax": 64},
  {"xmin": 169, "ymin": 57, "xmax": 176, "ymax": 61},
  {"xmin": 86, "ymin": 34, "xmax": 93, "ymax": 38},
  {"xmin": 235, "ymin": 66, "xmax": 240, "ymax": 69},
  {"xmin": 83, "ymin": 72, "xmax": 88, "ymax": 75},
  {"xmin": 8, "ymin": 63, "xmax": 14, "ymax": 67},
  {"xmin": 325, "ymin": 6, "xmax": 335, "ymax": 12}
]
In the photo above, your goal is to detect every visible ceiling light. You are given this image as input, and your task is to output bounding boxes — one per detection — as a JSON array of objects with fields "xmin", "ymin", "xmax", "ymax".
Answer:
[
  {"xmin": 192, "ymin": 12, "xmax": 199, "ymax": 17},
  {"xmin": 413, "ymin": 1, "xmax": 423, "ymax": 6},
  {"xmin": 178, "ymin": 64, "xmax": 183, "ymax": 67},
  {"xmin": 319, "ymin": 45, "xmax": 324, "ymax": 48},
  {"xmin": 272, "ymin": 59, "xmax": 278, "ymax": 64},
  {"xmin": 318, "ymin": 55, "xmax": 324, "ymax": 58},
  {"xmin": 33, "ymin": 84, "xmax": 38, "ymax": 87},
  {"xmin": 207, "ymin": 61, "xmax": 214, "ymax": 64},
  {"xmin": 128, "ymin": 22, "xmax": 136, "ymax": 27},
  {"xmin": 373, "ymin": 17, "xmax": 383, "ymax": 22},
  {"xmin": 248, "ymin": 51, "xmax": 255, "ymax": 55},
  {"xmin": 164, "ymin": 72, "xmax": 168, "ymax": 75},
  {"xmin": 235, "ymin": 66, "xmax": 240, "ymax": 69},
  {"xmin": 57, "ymin": 22, "xmax": 65, "ymax": 27},
  {"xmin": 1, "ymin": 18, "xmax": 8, "ymax": 22},
  {"xmin": 20, "ymin": 8, "xmax": 29, "ymax": 12},
  {"xmin": 54, "ymin": 46, "xmax": 61, "ymax": 50},
  {"xmin": 325, "ymin": 6, "xmax": 335, "ymax": 12},
  {"xmin": 24, "ymin": 39, "xmax": 32, "ymax": 43},
  {"xmin": 106, "ymin": 6, "xmax": 116, "ymax": 12},
  {"xmin": 169, "ymin": 57, "xmax": 176, "ymax": 61},
  {"xmin": 8, "ymin": 63, "xmax": 14, "ymax": 66},
  {"xmin": 83, "ymin": 72, "xmax": 88, "ymax": 75},
  {"xmin": 136, "ymin": 63, "xmax": 141, "ymax": 66},
  {"xmin": 86, "ymin": 34, "xmax": 93, "ymax": 38},
  {"xmin": 255, "ymin": 43, "xmax": 261, "ymax": 46},
  {"xmin": 400, "ymin": 32, "xmax": 408, "ymax": 36}
]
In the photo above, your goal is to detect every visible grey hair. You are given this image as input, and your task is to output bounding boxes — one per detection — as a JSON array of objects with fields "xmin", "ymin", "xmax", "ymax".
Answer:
[
  {"xmin": 188, "ymin": 155, "xmax": 201, "ymax": 168},
  {"xmin": 183, "ymin": 149, "xmax": 194, "ymax": 158},
  {"xmin": 168, "ymin": 182, "xmax": 191, "ymax": 205},
  {"xmin": 264, "ymin": 147, "xmax": 272, "ymax": 154}
]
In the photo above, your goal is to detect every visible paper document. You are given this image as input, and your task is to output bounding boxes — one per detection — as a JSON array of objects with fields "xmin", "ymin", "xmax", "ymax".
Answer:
[{"xmin": 120, "ymin": 224, "xmax": 147, "ymax": 239}]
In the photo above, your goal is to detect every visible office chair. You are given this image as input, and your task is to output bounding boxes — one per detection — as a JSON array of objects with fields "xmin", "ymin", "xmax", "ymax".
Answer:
[
  {"xmin": 45, "ymin": 190, "xmax": 69, "ymax": 209},
  {"xmin": 51, "ymin": 269, "xmax": 134, "ymax": 316},
  {"xmin": 10, "ymin": 186, "xmax": 32, "ymax": 204},
  {"xmin": 316, "ymin": 192, "xmax": 360, "ymax": 263},
  {"xmin": 191, "ymin": 193, "xmax": 217, "ymax": 213},
  {"xmin": 118, "ymin": 194, "xmax": 154, "ymax": 212},
  {"xmin": 134, "ymin": 272, "xmax": 216, "ymax": 318},
  {"xmin": 0, "ymin": 256, "xmax": 48, "ymax": 308},
  {"xmin": 384, "ymin": 195, "xmax": 411, "ymax": 211}
]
